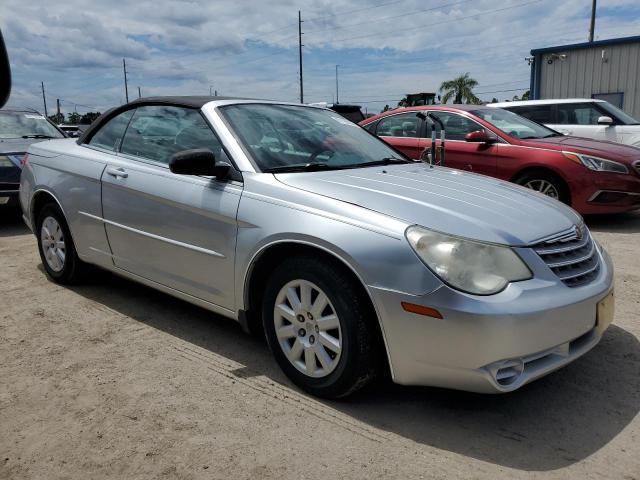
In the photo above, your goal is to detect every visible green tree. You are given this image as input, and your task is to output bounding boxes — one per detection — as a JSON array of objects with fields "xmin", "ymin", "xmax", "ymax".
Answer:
[
  {"xmin": 67, "ymin": 112, "xmax": 81, "ymax": 124},
  {"xmin": 48, "ymin": 113, "xmax": 64, "ymax": 124},
  {"xmin": 80, "ymin": 112, "xmax": 101, "ymax": 124},
  {"xmin": 439, "ymin": 73, "xmax": 480, "ymax": 104}
]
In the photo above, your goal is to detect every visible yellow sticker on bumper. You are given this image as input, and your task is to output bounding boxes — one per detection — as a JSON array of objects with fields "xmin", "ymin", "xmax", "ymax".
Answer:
[{"xmin": 596, "ymin": 290, "xmax": 615, "ymax": 335}]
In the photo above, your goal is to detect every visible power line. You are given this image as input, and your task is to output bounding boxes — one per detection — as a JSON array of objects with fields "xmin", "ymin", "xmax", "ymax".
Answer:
[
  {"xmin": 304, "ymin": 0, "xmax": 474, "ymax": 34},
  {"xmin": 303, "ymin": 0, "xmax": 409, "ymax": 23},
  {"xmin": 307, "ymin": 0, "xmax": 544, "ymax": 46}
]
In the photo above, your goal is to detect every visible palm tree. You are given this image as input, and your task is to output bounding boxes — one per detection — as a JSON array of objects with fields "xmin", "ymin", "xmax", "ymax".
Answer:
[{"xmin": 439, "ymin": 73, "xmax": 480, "ymax": 104}]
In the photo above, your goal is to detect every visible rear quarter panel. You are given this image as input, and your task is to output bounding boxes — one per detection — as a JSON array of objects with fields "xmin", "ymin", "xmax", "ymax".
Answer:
[{"xmin": 24, "ymin": 140, "xmax": 113, "ymax": 267}]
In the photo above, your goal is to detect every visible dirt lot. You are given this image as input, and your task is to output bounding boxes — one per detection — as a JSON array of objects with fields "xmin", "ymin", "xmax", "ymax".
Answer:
[{"xmin": 0, "ymin": 208, "xmax": 639, "ymax": 480}]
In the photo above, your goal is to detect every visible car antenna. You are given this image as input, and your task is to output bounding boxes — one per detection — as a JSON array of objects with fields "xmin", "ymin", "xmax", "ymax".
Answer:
[{"xmin": 416, "ymin": 112, "xmax": 446, "ymax": 167}]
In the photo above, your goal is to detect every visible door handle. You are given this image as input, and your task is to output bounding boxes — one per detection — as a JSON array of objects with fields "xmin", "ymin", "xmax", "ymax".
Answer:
[
  {"xmin": 106, "ymin": 166, "xmax": 128, "ymax": 179},
  {"xmin": 465, "ymin": 164, "xmax": 473, "ymax": 171}
]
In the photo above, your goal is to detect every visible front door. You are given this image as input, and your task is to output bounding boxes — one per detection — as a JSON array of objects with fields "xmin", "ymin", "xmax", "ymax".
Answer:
[
  {"xmin": 100, "ymin": 105, "xmax": 241, "ymax": 311},
  {"xmin": 424, "ymin": 111, "xmax": 497, "ymax": 176}
]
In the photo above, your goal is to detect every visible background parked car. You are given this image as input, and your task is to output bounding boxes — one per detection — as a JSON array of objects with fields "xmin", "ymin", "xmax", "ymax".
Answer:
[
  {"xmin": 490, "ymin": 99, "xmax": 640, "ymax": 146},
  {"xmin": 58, "ymin": 124, "xmax": 81, "ymax": 137},
  {"xmin": 361, "ymin": 105, "xmax": 640, "ymax": 214},
  {"xmin": 309, "ymin": 102, "xmax": 365, "ymax": 123},
  {"xmin": 0, "ymin": 109, "xmax": 65, "ymax": 207}
]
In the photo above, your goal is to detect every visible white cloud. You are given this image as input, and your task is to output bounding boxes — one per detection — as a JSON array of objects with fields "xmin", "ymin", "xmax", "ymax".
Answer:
[{"xmin": 1, "ymin": 0, "xmax": 638, "ymax": 113}]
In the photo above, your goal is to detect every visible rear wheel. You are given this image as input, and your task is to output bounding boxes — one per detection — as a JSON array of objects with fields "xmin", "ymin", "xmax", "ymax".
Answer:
[
  {"xmin": 515, "ymin": 171, "xmax": 570, "ymax": 204},
  {"xmin": 262, "ymin": 256, "xmax": 378, "ymax": 398},
  {"xmin": 36, "ymin": 203, "xmax": 88, "ymax": 284}
]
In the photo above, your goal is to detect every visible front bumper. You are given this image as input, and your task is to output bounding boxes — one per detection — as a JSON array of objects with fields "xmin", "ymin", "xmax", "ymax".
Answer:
[
  {"xmin": 571, "ymin": 171, "xmax": 640, "ymax": 214},
  {"xmin": 371, "ymin": 247, "xmax": 614, "ymax": 393}
]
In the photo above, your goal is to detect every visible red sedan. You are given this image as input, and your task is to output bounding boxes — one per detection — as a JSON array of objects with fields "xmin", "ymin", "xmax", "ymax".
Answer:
[{"xmin": 360, "ymin": 105, "xmax": 640, "ymax": 214}]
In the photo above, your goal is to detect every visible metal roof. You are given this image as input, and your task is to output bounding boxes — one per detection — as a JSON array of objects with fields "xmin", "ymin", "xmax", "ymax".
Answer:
[
  {"xmin": 489, "ymin": 98, "xmax": 606, "ymax": 108},
  {"xmin": 531, "ymin": 35, "xmax": 640, "ymax": 55}
]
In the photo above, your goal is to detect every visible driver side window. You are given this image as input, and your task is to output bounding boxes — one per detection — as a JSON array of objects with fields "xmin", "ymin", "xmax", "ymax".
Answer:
[
  {"xmin": 426, "ymin": 112, "xmax": 485, "ymax": 141},
  {"xmin": 120, "ymin": 105, "xmax": 223, "ymax": 165}
]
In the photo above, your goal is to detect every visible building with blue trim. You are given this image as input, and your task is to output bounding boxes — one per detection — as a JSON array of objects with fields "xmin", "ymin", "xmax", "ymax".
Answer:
[{"xmin": 529, "ymin": 35, "xmax": 640, "ymax": 117}]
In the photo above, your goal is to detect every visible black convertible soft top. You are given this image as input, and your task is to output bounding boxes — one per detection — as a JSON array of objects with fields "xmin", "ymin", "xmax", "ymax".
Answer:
[{"xmin": 77, "ymin": 95, "xmax": 254, "ymax": 144}]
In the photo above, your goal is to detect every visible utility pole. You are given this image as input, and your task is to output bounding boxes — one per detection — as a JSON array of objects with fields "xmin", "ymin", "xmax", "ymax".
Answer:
[
  {"xmin": 298, "ymin": 10, "xmax": 304, "ymax": 103},
  {"xmin": 335, "ymin": 65, "xmax": 340, "ymax": 104},
  {"xmin": 138, "ymin": 86, "xmax": 141, "ymax": 99},
  {"xmin": 210, "ymin": 85, "xmax": 213, "ymax": 96},
  {"xmin": 41, "ymin": 81, "xmax": 48, "ymax": 117},
  {"xmin": 123, "ymin": 58, "xmax": 129, "ymax": 103},
  {"xmin": 588, "ymin": 0, "xmax": 596, "ymax": 42},
  {"xmin": 56, "ymin": 98, "xmax": 61, "ymax": 122}
]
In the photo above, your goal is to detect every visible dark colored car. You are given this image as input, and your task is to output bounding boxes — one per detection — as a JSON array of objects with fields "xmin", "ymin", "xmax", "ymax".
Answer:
[
  {"xmin": 0, "ymin": 109, "xmax": 65, "ymax": 207},
  {"xmin": 361, "ymin": 105, "xmax": 640, "ymax": 215}
]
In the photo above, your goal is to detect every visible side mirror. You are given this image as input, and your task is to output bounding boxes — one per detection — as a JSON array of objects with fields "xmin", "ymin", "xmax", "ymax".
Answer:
[
  {"xmin": 169, "ymin": 149, "xmax": 219, "ymax": 176},
  {"xmin": 597, "ymin": 115, "xmax": 613, "ymax": 126},
  {"xmin": 465, "ymin": 130, "xmax": 495, "ymax": 143}
]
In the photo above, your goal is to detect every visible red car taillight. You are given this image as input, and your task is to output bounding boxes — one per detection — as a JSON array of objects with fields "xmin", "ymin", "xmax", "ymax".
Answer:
[{"xmin": 20, "ymin": 153, "xmax": 29, "ymax": 167}]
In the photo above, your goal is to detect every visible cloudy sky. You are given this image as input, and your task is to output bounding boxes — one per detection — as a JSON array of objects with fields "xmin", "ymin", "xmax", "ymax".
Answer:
[{"xmin": 1, "ymin": 0, "xmax": 639, "ymax": 115}]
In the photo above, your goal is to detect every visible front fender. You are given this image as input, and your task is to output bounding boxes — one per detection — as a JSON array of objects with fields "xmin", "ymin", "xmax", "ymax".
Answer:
[{"xmin": 234, "ymin": 174, "xmax": 443, "ymax": 314}]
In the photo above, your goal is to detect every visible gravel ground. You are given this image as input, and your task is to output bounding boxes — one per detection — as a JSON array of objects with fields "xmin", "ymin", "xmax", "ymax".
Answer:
[{"xmin": 0, "ymin": 208, "xmax": 639, "ymax": 480}]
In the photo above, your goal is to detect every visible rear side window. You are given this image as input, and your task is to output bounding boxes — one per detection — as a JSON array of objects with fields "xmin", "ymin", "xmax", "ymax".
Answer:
[
  {"xmin": 508, "ymin": 105, "xmax": 553, "ymax": 124},
  {"xmin": 556, "ymin": 103, "xmax": 602, "ymax": 125},
  {"xmin": 120, "ymin": 105, "xmax": 223, "ymax": 165},
  {"xmin": 376, "ymin": 113, "xmax": 420, "ymax": 137},
  {"xmin": 88, "ymin": 110, "xmax": 134, "ymax": 151}
]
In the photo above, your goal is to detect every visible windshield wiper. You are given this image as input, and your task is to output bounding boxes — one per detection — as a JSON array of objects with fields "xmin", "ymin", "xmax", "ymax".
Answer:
[
  {"xmin": 21, "ymin": 134, "xmax": 55, "ymax": 139},
  {"xmin": 350, "ymin": 157, "xmax": 412, "ymax": 168},
  {"xmin": 263, "ymin": 162, "xmax": 337, "ymax": 173}
]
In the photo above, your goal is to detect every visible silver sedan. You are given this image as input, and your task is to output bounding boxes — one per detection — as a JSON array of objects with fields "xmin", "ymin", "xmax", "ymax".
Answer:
[{"xmin": 19, "ymin": 97, "xmax": 615, "ymax": 398}]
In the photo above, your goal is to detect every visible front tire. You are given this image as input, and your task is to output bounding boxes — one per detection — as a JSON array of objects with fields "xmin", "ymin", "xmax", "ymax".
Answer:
[
  {"xmin": 514, "ymin": 170, "xmax": 570, "ymax": 204},
  {"xmin": 262, "ymin": 256, "xmax": 378, "ymax": 398},
  {"xmin": 36, "ymin": 203, "xmax": 87, "ymax": 284}
]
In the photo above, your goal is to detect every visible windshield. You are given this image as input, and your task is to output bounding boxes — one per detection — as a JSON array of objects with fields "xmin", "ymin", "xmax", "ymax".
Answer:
[
  {"xmin": 0, "ymin": 111, "xmax": 64, "ymax": 139},
  {"xmin": 472, "ymin": 108, "xmax": 560, "ymax": 139},
  {"xmin": 220, "ymin": 104, "xmax": 411, "ymax": 172},
  {"xmin": 598, "ymin": 102, "xmax": 640, "ymax": 125}
]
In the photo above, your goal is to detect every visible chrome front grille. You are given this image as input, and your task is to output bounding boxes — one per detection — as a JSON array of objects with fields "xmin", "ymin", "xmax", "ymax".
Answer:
[{"xmin": 533, "ymin": 226, "xmax": 600, "ymax": 287}]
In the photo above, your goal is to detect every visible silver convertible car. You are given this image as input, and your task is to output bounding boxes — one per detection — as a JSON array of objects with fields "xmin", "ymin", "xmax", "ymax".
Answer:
[{"xmin": 19, "ymin": 97, "xmax": 615, "ymax": 398}]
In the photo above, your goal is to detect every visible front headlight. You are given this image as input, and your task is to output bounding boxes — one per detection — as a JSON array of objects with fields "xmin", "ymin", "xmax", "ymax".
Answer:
[
  {"xmin": 406, "ymin": 226, "xmax": 532, "ymax": 295},
  {"xmin": 563, "ymin": 152, "xmax": 629, "ymax": 174}
]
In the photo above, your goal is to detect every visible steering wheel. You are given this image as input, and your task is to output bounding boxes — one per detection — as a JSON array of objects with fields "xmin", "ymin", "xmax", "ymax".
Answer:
[{"xmin": 308, "ymin": 147, "xmax": 334, "ymax": 163}]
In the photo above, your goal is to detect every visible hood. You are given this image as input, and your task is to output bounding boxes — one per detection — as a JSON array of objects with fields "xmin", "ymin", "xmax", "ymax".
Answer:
[
  {"xmin": 523, "ymin": 135, "xmax": 640, "ymax": 162},
  {"xmin": 275, "ymin": 163, "xmax": 582, "ymax": 246}
]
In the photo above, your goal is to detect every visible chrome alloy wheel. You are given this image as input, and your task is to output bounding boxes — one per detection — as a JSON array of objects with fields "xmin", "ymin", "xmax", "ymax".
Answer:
[
  {"xmin": 40, "ymin": 216, "xmax": 66, "ymax": 272},
  {"xmin": 523, "ymin": 179, "xmax": 559, "ymax": 199},
  {"xmin": 273, "ymin": 279, "xmax": 342, "ymax": 378}
]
